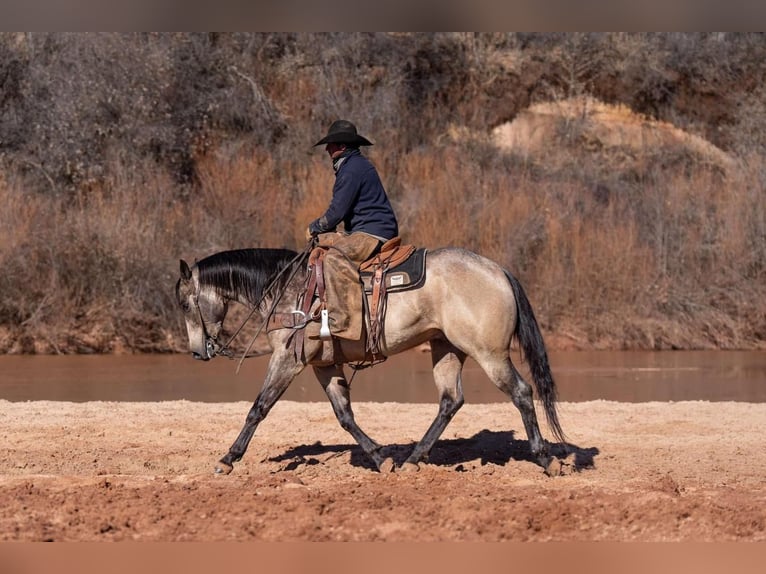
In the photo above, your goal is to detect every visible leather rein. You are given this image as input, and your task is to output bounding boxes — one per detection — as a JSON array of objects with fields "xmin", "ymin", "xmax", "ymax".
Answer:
[{"xmin": 198, "ymin": 242, "xmax": 314, "ymax": 370}]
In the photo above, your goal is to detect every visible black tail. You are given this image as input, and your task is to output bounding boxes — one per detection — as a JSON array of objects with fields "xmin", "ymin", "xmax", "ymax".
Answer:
[{"xmin": 504, "ymin": 270, "xmax": 566, "ymax": 443}]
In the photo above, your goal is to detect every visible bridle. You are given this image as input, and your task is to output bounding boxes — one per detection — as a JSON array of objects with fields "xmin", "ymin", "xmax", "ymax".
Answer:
[
  {"xmin": 189, "ymin": 286, "xmax": 228, "ymax": 359},
  {"xmin": 191, "ymin": 243, "xmax": 314, "ymax": 365}
]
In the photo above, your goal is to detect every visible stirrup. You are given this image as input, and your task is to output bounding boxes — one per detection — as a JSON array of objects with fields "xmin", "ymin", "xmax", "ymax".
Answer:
[{"xmin": 319, "ymin": 309, "xmax": 331, "ymax": 340}]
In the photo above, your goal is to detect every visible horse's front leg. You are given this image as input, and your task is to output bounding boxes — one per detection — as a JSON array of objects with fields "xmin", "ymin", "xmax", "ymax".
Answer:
[
  {"xmin": 216, "ymin": 347, "xmax": 305, "ymax": 474},
  {"xmin": 314, "ymin": 365, "xmax": 395, "ymax": 473}
]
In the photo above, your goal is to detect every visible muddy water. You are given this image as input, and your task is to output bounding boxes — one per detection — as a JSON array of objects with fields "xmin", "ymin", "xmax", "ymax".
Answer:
[{"xmin": 1, "ymin": 350, "xmax": 764, "ymax": 403}]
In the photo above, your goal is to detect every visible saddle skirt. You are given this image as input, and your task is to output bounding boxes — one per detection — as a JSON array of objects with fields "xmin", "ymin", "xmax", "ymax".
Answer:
[{"xmin": 360, "ymin": 246, "xmax": 427, "ymax": 293}]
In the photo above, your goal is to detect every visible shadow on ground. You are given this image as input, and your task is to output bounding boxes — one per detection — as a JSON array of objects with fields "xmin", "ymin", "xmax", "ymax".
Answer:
[{"xmin": 269, "ymin": 429, "xmax": 599, "ymax": 472}]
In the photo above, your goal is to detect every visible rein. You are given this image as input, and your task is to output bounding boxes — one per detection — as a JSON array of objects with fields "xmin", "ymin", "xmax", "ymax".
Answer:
[{"xmin": 207, "ymin": 242, "xmax": 314, "ymax": 371}]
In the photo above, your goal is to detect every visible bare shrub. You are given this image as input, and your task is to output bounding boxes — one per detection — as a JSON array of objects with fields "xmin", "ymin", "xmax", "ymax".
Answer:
[
  {"xmin": 2, "ymin": 33, "xmax": 766, "ymax": 352},
  {"xmin": 0, "ymin": 174, "xmax": 51, "ymax": 326}
]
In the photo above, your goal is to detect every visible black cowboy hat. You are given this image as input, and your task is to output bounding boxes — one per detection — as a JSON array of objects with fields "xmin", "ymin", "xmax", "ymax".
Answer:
[{"xmin": 313, "ymin": 119, "xmax": 373, "ymax": 147}]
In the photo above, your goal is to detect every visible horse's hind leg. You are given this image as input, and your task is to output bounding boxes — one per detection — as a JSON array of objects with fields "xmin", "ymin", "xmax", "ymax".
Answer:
[
  {"xmin": 477, "ymin": 355, "xmax": 554, "ymax": 472},
  {"xmin": 314, "ymin": 365, "xmax": 394, "ymax": 473},
  {"xmin": 404, "ymin": 339, "xmax": 466, "ymax": 469}
]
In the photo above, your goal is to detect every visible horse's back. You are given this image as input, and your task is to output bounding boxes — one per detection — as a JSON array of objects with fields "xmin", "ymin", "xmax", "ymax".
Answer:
[
  {"xmin": 427, "ymin": 247, "xmax": 510, "ymax": 285},
  {"xmin": 381, "ymin": 247, "xmax": 517, "ymax": 354}
]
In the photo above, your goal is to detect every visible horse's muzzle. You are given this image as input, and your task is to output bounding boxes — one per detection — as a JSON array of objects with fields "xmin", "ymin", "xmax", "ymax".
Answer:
[
  {"xmin": 191, "ymin": 339, "xmax": 216, "ymax": 361},
  {"xmin": 205, "ymin": 339, "xmax": 217, "ymax": 359}
]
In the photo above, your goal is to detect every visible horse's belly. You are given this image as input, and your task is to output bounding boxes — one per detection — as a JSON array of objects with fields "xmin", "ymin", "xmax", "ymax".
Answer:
[{"xmin": 377, "ymin": 290, "xmax": 441, "ymax": 354}]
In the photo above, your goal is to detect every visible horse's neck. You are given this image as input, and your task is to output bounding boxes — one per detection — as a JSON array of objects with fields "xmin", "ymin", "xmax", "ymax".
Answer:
[
  {"xmin": 269, "ymin": 266, "xmax": 307, "ymax": 310},
  {"xmin": 230, "ymin": 265, "xmax": 306, "ymax": 312}
]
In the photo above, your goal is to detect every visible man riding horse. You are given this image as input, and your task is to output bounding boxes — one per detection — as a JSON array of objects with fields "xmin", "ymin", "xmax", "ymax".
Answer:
[
  {"xmin": 176, "ymin": 123, "xmax": 567, "ymax": 476},
  {"xmin": 306, "ymin": 120, "xmax": 399, "ymax": 341}
]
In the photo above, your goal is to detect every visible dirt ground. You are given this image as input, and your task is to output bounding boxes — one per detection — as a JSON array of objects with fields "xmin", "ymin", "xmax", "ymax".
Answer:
[{"xmin": 1, "ymin": 399, "xmax": 764, "ymax": 542}]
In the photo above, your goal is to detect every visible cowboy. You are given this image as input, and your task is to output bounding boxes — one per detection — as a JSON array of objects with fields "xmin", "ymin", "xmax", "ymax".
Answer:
[
  {"xmin": 306, "ymin": 120, "xmax": 400, "ymax": 340},
  {"xmin": 307, "ymin": 120, "xmax": 399, "ymax": 254}
]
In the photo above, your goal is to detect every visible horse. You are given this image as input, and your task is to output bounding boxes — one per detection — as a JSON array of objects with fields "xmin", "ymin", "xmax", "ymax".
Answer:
[{"xmin": 175, "ymin": 245, "xmax": 567, "ymax": 475}]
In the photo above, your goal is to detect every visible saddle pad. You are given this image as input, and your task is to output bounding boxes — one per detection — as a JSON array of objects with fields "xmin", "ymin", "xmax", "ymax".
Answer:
[{"xmin": 361, "ymin": 248, "xmax": 427, "ymax": 293}]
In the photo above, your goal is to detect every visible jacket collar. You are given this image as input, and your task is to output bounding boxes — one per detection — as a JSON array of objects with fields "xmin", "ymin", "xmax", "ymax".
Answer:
[{"xmin": 332, "ymin": 147, "xmax": 360, "ymax": 173}]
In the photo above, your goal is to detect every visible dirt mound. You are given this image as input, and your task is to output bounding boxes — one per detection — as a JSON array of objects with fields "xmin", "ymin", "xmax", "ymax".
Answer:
[{"xmin": 491, "ymin": 96, "xmax": 737, "ymax": 173}]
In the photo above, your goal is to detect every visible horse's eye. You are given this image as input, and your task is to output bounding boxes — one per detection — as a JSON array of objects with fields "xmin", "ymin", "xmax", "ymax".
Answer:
[{"xmin": 181, "ymin": 301, "xmax": 191, "ymax": 313}]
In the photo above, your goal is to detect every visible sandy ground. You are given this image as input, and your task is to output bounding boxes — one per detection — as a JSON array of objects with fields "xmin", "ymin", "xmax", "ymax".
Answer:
[{"xmin": 1, "ymin": 399, "xmax": 765, "ymax": 542}]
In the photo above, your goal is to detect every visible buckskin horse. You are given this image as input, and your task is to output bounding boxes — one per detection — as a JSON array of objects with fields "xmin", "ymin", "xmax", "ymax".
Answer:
[{"xmin": 175, "ymin": 245, "xmax": 566, "ymax": 475}]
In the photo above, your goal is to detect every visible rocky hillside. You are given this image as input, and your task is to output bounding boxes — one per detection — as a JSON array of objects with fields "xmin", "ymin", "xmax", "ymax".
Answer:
[{"xmin": 1, "ymin": 33, "xmax": 764, "ymax": 352}]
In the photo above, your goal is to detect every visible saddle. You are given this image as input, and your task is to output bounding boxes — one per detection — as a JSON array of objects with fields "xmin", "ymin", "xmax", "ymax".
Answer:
[
  {"xmin": 269, "ymin": 237, "xmax": 426, "ymax": 363},
  {"xmin": 359, "ymin": 238, "xmax": 427, "ymax": 357},
  {"xmin": 360, "ymin": 237, "xmax": 427, "ymax": 293}
]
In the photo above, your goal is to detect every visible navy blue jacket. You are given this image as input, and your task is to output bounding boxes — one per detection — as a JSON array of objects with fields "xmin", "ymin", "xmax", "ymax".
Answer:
[{"xmin": 309, "ymin": 149, "xmax": 399, "ymax": 240}]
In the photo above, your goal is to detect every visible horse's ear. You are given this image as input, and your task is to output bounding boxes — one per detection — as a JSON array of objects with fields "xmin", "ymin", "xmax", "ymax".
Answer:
[{"xmin": 180, "ymin": 259, "xmax": 192, "ymax": 280}]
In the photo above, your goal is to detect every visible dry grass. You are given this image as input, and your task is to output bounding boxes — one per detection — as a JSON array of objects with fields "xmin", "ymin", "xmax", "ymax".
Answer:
[{"xmin": 3, "ymin": 135, "xmax": 765, "ymax": 353}]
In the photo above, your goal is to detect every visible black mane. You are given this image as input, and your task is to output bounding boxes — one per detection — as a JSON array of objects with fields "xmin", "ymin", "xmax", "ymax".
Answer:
[{"xmin": 196, "ymin": 248, "xmax": 299, "ymax": 305}]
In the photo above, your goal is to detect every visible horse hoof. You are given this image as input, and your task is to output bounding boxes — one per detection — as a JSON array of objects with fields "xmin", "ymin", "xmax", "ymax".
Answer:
[
  {"xmin": 215, "ymin": 462, "xmax": 233, "ymax": 475},
  {"xmin": 399, "ymin": 462, "xmax": 420, "ymax": 473},
  {"xmin": 377, "ymin": 457, "xmax": 395, "ymax": 473},
  {"xmin": 544, "ymin": 458, "xmax": 563, "ymax": 477}
]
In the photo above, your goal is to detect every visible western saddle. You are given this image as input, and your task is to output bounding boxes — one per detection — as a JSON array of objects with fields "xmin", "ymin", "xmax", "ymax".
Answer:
[{"xmin": 269, "ymin": 237, "xmax": 426, "ymax": 363}]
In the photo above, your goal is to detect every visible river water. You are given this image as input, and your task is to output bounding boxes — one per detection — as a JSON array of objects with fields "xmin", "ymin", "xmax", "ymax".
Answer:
[{"xmin": 0, "ymin": 350, "xmax": 764, "ymax": 403}]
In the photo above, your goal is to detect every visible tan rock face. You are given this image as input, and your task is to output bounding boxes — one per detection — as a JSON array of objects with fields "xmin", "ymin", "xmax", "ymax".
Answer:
[{"xmin": 491, "ymin": 96, "xmax": 737, "ymax": 173}]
